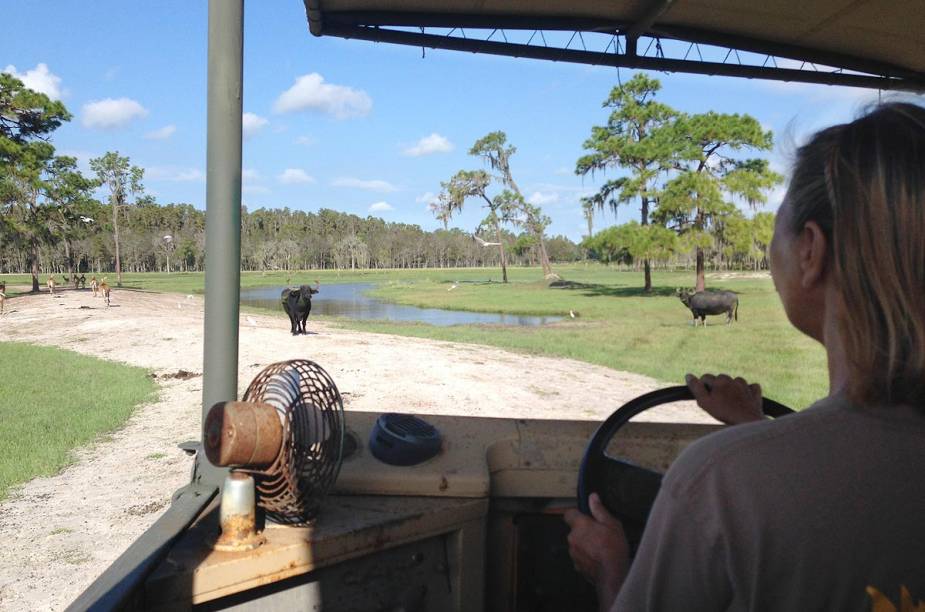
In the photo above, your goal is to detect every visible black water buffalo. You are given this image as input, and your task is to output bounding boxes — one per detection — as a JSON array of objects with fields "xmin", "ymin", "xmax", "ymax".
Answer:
[
  {"xmin": 281, "ymin": 281, "xmax": 320, "ymax": 335},
  {"xmin": 677, "ymin": 288, "xmax": 738, "ymax": 326}
]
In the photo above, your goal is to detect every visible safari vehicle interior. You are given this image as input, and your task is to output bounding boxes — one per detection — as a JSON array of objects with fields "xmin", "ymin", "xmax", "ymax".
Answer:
[{"xmin": 69, "ymin": 2, "xmax": 925, "ymax": 611}]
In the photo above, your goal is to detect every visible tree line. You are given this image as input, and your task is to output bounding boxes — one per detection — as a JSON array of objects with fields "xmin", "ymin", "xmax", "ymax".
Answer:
[
  {"xmin": 0, "ymin": 74, "xmax": 582, "ymax": 289},
  {"xmin": 2, "ymin": 73, "xmax": 779, "ymax": 292}
]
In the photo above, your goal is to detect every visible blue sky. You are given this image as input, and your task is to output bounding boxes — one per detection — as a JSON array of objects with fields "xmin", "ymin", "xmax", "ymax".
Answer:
[{"xmin": 2, "ymin": 0, "xmax": 903, "ymax": 241}]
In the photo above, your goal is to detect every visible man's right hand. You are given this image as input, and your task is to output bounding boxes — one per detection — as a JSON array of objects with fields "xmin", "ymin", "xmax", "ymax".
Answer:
[{"xmin": 685, "ymin": 373, "xmax": 764, "ymax": 425}]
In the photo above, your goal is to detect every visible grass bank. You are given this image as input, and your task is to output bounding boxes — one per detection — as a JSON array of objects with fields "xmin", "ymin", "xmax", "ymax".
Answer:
[{"xmin": 0, "ymin": 342, "xmax": 157, "ymax": 500}]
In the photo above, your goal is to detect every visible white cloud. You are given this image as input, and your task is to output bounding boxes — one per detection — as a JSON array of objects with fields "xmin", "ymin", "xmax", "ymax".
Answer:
[
  {"xmin": 274, "ymin": 73, "xmax": 372, "ymax": 119},
  {"xmin": 403, "ymin": 133, "xmax": 454, "ymax": 157},
  {"xmin": 278, "ymin": 168, "xmax": 315, "ymax": 184},
  {"xmin": 554, "ymin": 166, "xmax": 573, "ymax": 176},
  {"xmin": 415, "ymin": 191, "xmax": 437, "ymax": 204},
  {"xmin": 295, "ymin": 135, "xmax": 315, "ymax": 146},
  {"xmin": 145, "ymin": 124, "xmax": 176, "ymax": 140},
  {"xmin": 243, "ymin": 185, "xmax": 271, "ymax": 195},
  {"xmin": 3, "ymin": 63, "xmax": 64, "ymax": 99},
  {"xmin": 528, "ymin": 191, "xmax": 560, "ymax": 206},
  {"xmin": 82, "ymin": 97, "xmax": 148, "ymax": 129},
  {"xmin": 242, "ymin": 168, "xmax": 261, "ymax": 182},
  {"xmin": 146, "ymin": 166, "xmax": 204, "ymax": 182},
  {"xmin": 332, "ymin": 177, "xmax": 398, "ymax": 193},
  {"xmin": 369, "ymin": 201, "xmax": 394, "ymax": 212},
  {"xmin": 242, "ymin": 112, "xmax": 268, "ymax": 139}
]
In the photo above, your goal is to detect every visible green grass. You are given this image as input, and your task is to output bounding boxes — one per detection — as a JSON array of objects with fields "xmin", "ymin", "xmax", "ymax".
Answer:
[
  {"xmin": 339, "ymin": 266, "xmax": 828, "ymax": 410},
  {"xmin": 0, "ymin": 342, "xmax": 157, "ymax": 500}
]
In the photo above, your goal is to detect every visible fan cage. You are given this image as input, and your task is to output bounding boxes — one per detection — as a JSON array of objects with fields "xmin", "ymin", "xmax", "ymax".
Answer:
[{"xmin": 241, "ymin": 359, "xmax": 345, "ymax": 525}]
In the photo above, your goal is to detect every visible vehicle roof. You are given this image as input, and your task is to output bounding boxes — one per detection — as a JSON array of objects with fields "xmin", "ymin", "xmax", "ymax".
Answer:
[{"xmin": 303, "ymin": 0, "xmax": 925, "ymax": 91}]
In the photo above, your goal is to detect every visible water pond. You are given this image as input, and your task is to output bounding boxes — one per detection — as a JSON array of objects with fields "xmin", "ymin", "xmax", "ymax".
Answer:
[{"xmin": 240, "ymin": 283, "xmax": 562, "ymax": 327}]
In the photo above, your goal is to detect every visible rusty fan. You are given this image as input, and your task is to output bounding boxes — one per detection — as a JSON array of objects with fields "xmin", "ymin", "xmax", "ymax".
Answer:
[{"xmin": 204, "ymin": 359, "xmax": 345, "ymax": 525}]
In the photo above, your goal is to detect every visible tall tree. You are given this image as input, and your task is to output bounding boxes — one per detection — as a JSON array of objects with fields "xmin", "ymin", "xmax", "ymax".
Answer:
[
  {"xmin": 3, "ymin": 144, "xmax": 56, "ymax": 291},
  {"xmin": 656, "ymin": 113, "xmax": 782, "ymax": 291},
  {"xmin": 576, "ymin": 74, "xmax": 680, "ymax": 292},
  {"xmin": 0, "ymin": 74, "xmax": 72, "ymax": 290},
  {"xmin": 90, "ymin": 152, "xmax": 144, "ymax": 287},
  {"xmin": 580, "ymin": 196, "xmax": 595, "ymax": 239},
  {"xmin": 470, "ymin": 132, "xmax": 554, "ymax": 278},
  {"xmin": 427, "ymin": 191, "xmax": 456, "ymax": 231},
  {"xmin": 0, "ymin": 74, "xmax": 70, "ymax": 150},
  {"xmin": 443, "ymin": 169, "xmax": 510, "ymax": 283},
  {"xmin": 46, "ymin": 156, "xmax": 98, "ymax": 276}
]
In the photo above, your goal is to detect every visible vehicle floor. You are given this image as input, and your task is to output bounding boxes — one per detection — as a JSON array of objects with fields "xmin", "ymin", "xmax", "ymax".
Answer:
[{"xmin": 0, "ymin": 287, "xmax": 713, "ymax": 611}]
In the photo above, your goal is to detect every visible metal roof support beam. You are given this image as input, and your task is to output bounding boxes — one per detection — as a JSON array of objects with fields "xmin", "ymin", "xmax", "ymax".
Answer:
[
  {"xmin": 313, "ymin": 11, "xmax": 922, "ymax": 84},
  {"xmin": 201, "ymin": 0, "xmax": 244, "ymax": 488},
  {"xmin": 323, "ymin": 25, "xmax": 923, "ymax": 92},
  {"xmin": 626, "ymin": 0, "xmax": 676, "ymax": 56}
]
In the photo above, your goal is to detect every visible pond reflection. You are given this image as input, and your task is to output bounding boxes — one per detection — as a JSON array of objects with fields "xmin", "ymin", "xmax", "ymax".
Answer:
[{"xmin": 240, "ymin": 283, "xmax": 562, "ymax": 327}]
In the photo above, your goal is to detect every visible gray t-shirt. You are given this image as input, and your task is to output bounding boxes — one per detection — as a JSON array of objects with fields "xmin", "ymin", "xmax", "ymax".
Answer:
[{"xmin": 615, "ymin": 395, "xmax": 925, "ymax": 611}]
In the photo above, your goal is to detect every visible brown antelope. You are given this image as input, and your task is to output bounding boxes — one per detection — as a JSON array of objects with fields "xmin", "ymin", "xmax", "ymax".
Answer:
[{"xmin": 99, "ymin": 278, "xmax": 111, "ymax": 306}]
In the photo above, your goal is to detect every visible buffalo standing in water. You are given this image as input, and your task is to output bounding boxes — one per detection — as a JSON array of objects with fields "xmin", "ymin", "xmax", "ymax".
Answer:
[
  {"xmin": 281, "ymin": 281, "xmax": 320, "ymax": 335},
  {"xmin": 677, "ymin": 288, "xmax": 738, "ymax": 326}
]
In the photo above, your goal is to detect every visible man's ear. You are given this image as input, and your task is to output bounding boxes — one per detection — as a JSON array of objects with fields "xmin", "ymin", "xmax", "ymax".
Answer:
[{"xmin": 799, "ymin": 221, "xmax": 828, "ymax": 288}]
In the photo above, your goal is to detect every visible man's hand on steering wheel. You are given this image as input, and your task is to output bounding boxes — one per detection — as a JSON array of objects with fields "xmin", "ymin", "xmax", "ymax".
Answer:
[
  {"xmin": 564, "ymin": 493, "xmax": 630, "ymax": 612},
  {"xmin": 686, "ymin": 373, "xmax": 764, "ymax": 425}
]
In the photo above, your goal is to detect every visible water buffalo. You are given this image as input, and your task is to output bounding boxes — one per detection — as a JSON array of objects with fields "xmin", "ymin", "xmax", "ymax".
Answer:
[
  {"xmin": 677, "ymin": 288, "xmax": 738, "ymax": 326},
  {"xmin": 281, "ymin": 281, "xmax": 320, "ymax": 335}
]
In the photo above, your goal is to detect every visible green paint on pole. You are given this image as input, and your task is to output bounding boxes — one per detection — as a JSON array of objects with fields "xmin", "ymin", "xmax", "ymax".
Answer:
[{"xmin": 201, "ymin": 0, "xmax": 244, "ymax": 488}]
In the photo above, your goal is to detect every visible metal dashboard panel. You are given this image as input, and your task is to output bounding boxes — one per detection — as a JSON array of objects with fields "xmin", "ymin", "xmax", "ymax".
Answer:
[
  {"xmin": 334, "ymin": 412, "xmax": 721, "ymax": 499},
  {"xmin": 146, "ymin": 412, "xmax": 720, "ymax": 607}
]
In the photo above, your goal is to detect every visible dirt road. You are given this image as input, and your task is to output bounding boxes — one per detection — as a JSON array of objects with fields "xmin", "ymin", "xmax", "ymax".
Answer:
[{"xmin": 0, "ymin": 286, "xmax": 710, "ymax": 610}]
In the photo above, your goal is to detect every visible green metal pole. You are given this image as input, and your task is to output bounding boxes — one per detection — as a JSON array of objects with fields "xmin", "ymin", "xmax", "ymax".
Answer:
[{"xmin": 200, "ymin": 0, "xmax": 243, "ymax": 487}]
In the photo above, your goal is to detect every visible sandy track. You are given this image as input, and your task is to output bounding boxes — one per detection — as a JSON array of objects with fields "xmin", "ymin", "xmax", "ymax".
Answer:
[{"xmin": 0, "ymin": 286, "xmax": 710, "ymax": 611}]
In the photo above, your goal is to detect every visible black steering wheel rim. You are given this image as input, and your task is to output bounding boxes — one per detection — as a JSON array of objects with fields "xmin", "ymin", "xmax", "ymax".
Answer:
[{"xmin": 577, "ymin": 386, "xmax": 793, "ymax": 525}]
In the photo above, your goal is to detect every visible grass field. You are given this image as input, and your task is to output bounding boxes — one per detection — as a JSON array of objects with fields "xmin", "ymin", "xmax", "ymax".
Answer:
[
  {"xmin": 351, "ymin": 269, "xmax": 827, "ymax": 410},
  {"xmin": 0, "ymin": 342, "xmax": 157, "ymax": 500},
  {"xmin": 1, "ymin": 264, "xmax": 829, "ymax": 410}
]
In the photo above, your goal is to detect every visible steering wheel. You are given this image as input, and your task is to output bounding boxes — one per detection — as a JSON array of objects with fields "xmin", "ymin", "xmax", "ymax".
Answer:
[{"xmin": 577, "ymin": 385, "xmax": 793, "ymax": 549}]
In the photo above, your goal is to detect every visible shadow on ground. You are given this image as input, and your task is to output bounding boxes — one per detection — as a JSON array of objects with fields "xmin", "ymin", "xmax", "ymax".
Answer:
[{"xmin": 549, "ymin": 280, "xmax": 678, "ymax": 298}]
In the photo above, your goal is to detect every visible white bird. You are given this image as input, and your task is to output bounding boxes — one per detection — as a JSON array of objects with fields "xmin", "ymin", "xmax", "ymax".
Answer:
[
  {"xmin": 163, "ymin": 235, "xmax": 173, "ymax": 243},
  {"xmin": 79, "ymin": 216, "xmax": 94, "ymax": 224},
  {"xmin": 186, "ymin": 294, "xmax": 194, "ymax": 300},
  {"xmin": 472, "ymin": 235, "xmax": 501, "ymax": 247},
  {"xmin": 246, "ymin": 316, "xmax": 258, "ymax": 327},
  {"xmin": 448, "ymin": 283, "xmax": 459, "ymax": 292},
  {"xmin": 569, "ymin": 310, "xmax": 577, "ymax": 318}
]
